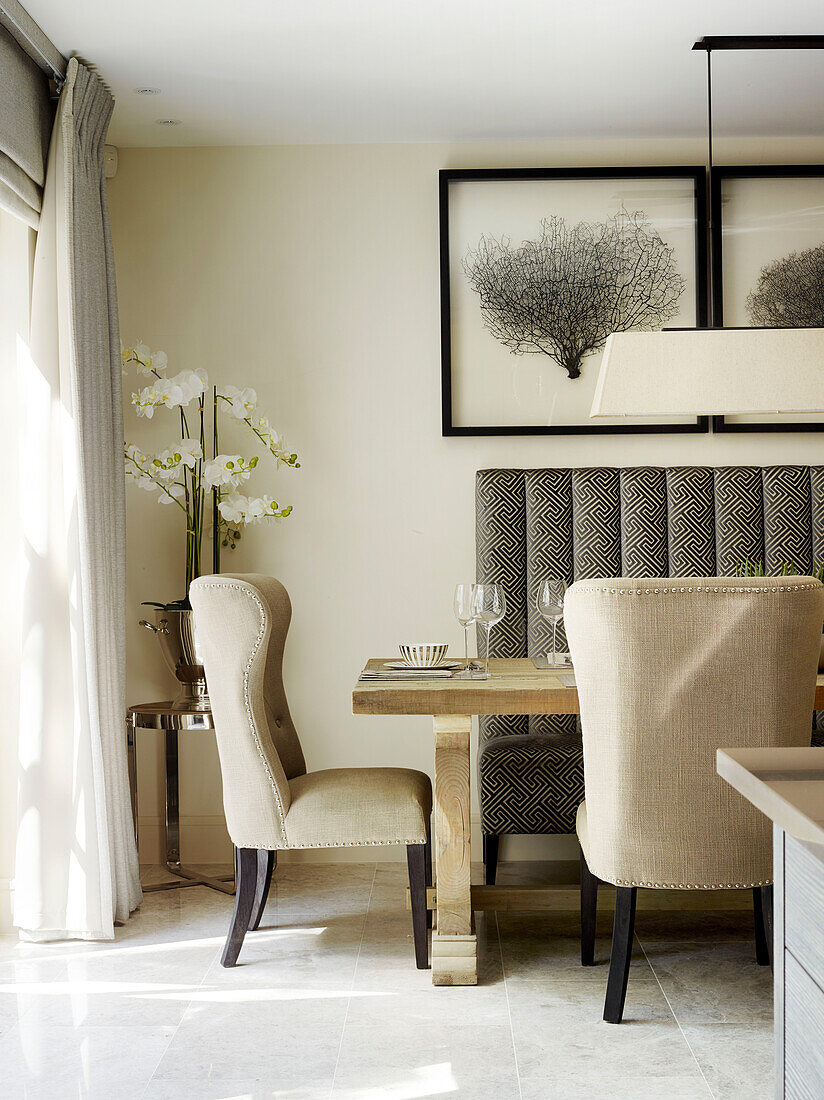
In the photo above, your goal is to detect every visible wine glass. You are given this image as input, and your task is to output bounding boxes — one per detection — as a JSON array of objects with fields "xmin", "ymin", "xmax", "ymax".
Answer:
[
  {"xmin": 471, "ymin": 583, "xmax": 506, "ymax": 679},
  {"xmin": 453, "ymin": 583, "xmax": 477, "ymax": 677},
  {"xmin": 537, "ymin": 577, "xmax": 568, "ymax": 667}
]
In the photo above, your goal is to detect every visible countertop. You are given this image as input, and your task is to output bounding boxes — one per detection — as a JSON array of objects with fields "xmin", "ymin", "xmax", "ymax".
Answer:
[{"xmin": 717, "ymin": 746, "xmax": 824, "ymax": 847}]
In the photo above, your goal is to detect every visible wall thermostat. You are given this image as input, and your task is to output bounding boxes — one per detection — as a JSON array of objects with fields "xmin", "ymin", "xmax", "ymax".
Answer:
[{"xmin": 104, "ymin": 145, "xmax": 118, "ymax": 179}]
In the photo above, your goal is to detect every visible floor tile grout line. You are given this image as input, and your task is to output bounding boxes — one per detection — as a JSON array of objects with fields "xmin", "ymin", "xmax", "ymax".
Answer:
[
  {"xmin": 637, "ymin": 934, "xmax": 715, "ymax": 1099},
  {"xmin": 495, "ymin": 911, "xmax": 524, "ymax": 1100},
  {"xmin": 138, "ymin": 883, "xmax": 221, "ymax": 1099},
  {"xmin": 328, "ymin": 861, "xmax": 378, "ymax": 1099}
]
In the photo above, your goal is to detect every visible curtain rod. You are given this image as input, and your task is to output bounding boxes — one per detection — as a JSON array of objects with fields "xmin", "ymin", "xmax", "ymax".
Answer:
[
  {"xmin": 692, "ymin": 35, "xmax": 824, "ymax": 52},
  {"xmin": 0, "ymin": 0, "xmax": 66, "ymax": 84}
]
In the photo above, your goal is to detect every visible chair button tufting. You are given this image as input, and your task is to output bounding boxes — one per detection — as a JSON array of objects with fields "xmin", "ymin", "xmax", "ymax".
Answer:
[{"xmin": 275, "ymin": 717, "xmax": 283, "ymax": 728}]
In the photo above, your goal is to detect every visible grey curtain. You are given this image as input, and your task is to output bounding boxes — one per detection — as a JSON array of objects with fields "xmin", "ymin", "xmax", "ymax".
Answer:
[
  {"xmin": 0, "ymin": 22, "xmax": 51, "ymax": 226},
  {"xmin": 14, "ymin": 57, "xmax": 141, "ymax": 938}
]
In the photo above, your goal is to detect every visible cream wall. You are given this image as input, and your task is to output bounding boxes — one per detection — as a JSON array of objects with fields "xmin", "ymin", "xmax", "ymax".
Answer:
[{"xmin": 109, "ymin": 137, "xmax": 824, "ymax": 867}]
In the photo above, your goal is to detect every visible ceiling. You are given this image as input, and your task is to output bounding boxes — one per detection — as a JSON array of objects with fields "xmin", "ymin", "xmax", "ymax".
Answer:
[{"xmin": 23, "ymin": 0, "xmax": 824, "ymax": 147}]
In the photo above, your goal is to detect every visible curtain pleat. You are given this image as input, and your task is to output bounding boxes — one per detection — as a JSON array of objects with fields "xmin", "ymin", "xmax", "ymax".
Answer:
[
  {"xmin": 0, "ymin": 23, "xmax": 51, "ymax": 226},
  {"xmin": 14, "ymin": 57, "xmax": 141, "ymax": 940}
]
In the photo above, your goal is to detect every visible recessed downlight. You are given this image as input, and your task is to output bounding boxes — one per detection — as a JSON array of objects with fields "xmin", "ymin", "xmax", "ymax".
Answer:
[
  {"xmin": 155, "ymin": 118, "xmax": 182, "ymax": 126},
  {"xmin": 134, "ymin": 87, "xmax": 161, "ymax": 95}
]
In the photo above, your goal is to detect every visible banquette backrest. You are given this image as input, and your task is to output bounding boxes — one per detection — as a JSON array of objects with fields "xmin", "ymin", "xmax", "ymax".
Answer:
[{"xmin": 476, "ymin": 465, "xmax": 824, "ymax": 745}]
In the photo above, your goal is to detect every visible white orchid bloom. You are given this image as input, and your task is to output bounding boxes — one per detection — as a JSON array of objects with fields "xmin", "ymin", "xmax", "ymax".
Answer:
[
  {"xmin": 243, "ymin": 496, "xmax": 268, "ymax": 521},
  {"xmin": 121, "ymin": 343, "xmax": 137, "ymax": 371},
  {"xmin": 218, "ymin": 493, "xmax": 248, "ymax": 524},
  {"xmin": 125, "ymin": 443, "xmax": 149, "ymax": 465},
  {"xmin": 132, "ymin": 378, "xmax": 186, "ymax": 417},
  {"xmin": 132, "ymin": 344, "xmax": 169, "ymax": 375},
  {"xmin": 223, "ymin": 385, "xmax": 258, "ymax": 418},
  {"xmin": 173, "ymin": 369, "xmax": 208, "ymax": 405},
  {"xmin": 243, "ymin": 494, "xmax": 292, "ymax": 524},
  {"xmin": 203, "ymin": 453, "xmax": 257, "ymax": 489},
  {"xmin": 177, "ymin": 438, "xmax": 203, "ymax": 467},
  {"xmin": 158, "ymin": 483, "xmax": 185, "ymax": 504},
  {"xmin": 152, "ymin": 449, "xmax": 185, "ymax": 481}
]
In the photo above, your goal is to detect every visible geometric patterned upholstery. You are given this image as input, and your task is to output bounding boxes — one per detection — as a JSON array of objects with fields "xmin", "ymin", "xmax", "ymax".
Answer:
[{"xmin": 476, "ymin": 465, "xmax": 824, "ymax": 836}]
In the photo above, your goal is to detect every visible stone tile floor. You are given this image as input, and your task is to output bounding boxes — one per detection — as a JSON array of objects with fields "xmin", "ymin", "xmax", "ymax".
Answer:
[{"xmin": 0, "ymin": 862, "xmax": 772, "ymax": 1099}]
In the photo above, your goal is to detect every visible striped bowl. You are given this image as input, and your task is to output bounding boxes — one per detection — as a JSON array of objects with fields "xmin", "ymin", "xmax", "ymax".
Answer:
[{"xmin": 399, "ymin": 643, "xmax": 449, "ymax": 668}]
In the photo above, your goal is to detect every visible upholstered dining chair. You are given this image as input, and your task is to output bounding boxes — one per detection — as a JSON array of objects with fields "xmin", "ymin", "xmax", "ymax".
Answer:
[
  {"xmin": 564, "ymin": 576, "xmax": 824, "ymax": 1024},
  {"xmin": 189, "ymin": 574, "xmax": 433, "ymax": 969}
]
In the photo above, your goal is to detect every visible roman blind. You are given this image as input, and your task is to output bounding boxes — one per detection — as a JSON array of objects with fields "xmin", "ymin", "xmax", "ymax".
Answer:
[{"xmin": 0, "ymin": 21, "xmax": 53, "ymax": 226}]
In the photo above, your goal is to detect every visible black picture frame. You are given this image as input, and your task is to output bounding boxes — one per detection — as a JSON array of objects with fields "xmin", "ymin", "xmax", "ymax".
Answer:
[
  {"xmin": 711, "ymin": 164, "xmax": 824, "ymax": 434},
  {"xmin": 439, "ymin": 167, "xmax": 709, "ymax": 436}
]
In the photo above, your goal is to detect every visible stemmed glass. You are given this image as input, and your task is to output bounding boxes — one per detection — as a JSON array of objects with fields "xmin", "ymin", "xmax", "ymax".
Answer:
[
  {"xmin": 472, "ymin": 583, "xmax": 506, "ymax": 680},
  {"xmin": 453, "ymin": 584, "xmax": 477, "ymax": 677},
  {"xmin": 537, "ymin": 577, "xmax": 568, "ymax": 667}
]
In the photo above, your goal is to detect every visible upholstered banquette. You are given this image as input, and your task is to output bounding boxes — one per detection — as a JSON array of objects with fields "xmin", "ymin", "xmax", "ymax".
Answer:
[{"xmin": 475, "ymin": 465, "xmax": 824, "ymax": 880}]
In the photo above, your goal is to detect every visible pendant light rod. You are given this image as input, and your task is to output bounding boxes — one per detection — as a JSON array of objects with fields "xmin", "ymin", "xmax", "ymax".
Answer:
[
  {"xmin": 693, "ymin": 33, "xmax": 824, "ymax": 326},
  {"xmin": 705, "ymin": 47, "xmax": 716, "ymax": 325},
  {"xmin": 692, "ymin": 35, "xmax": 824, "ymax": 51}
]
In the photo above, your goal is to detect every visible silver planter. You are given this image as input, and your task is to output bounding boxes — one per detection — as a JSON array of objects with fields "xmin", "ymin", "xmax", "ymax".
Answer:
[{"xmin": 140, "ymin": 609, "xmax": 210, "ymax": 710}]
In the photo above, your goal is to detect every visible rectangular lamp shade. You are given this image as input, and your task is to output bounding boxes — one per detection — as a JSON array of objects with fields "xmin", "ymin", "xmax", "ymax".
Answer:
[{"xmin": 590, "ymin": 328, "xmax": 824, "ymax": 417}]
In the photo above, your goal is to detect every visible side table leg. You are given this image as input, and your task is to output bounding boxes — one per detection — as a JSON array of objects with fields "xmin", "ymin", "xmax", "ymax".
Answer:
[
  {"xmin": 431, "ymin": 714, "xmax": 476, "ymax": 985},
  {"xmin": 165, "ymin": 728, "xmax": 181, "ymax": 867},
  {"xmin": 126, "ymin": 715, "xmax": 138, "ymax": 850}
]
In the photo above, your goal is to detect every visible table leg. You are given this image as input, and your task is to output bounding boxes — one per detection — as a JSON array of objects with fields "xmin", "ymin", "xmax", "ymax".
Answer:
[
  {"xmin": 431, "ymin": 714, "xmax": 476, "ymax": 985},
  {"xmin": 165, "ymin": 729, "xmax": 181, "ymax": 866},
  {"xmin": 126, "ymin": 715, "xmax": 138, "ymax": 850}
]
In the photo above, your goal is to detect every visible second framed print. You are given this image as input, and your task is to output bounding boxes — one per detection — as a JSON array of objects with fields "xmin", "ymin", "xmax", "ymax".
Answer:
[
  {"xmin": 440, "ymin": 167, "xmax": 708, "ymax": 436},
  {"xmin": 712, "ymin": 165, "xmax": 824, "ymax": 433}
]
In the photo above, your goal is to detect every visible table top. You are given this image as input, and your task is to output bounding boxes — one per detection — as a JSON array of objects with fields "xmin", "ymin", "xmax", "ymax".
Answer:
[
  {"xmin": 128, "ymin": 702, "xmax": 214, "ymax": 730},
  {"xmin": 353, "ymin": 659, "xmax": 824, "ymax": 718},
  {"xmin": 353, "ymin": 658, "xmax": 579, "ymax": 716},
  {"xmin": 717, "ymin": 747, "xmax": 824, "ymax": 847}
]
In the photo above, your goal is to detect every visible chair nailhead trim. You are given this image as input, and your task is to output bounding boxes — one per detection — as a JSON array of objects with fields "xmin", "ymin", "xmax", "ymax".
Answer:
[
  {"xmin": 581, "ymin": 582, "xmax": 819, "ymax": 595},
  {"xmin": 196, "ymin": 580, "xmax": 288, "ymax": 843},
  {"xmin": 238, "ymin": 838, "xmax": 429, "ymax": 850},
  {"xmin": 611, "ymin": 878, "xmax": 772, "ymax": 889}
]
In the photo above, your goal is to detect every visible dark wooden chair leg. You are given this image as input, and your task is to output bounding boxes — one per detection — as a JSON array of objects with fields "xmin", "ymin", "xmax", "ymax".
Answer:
[
  {"xmin": 604, "ymin": 886, "xmax": 637, "ymax": 1024},
  {"xmin": 483, "ymin": 834, "xmax": 500, "ymax": 886},
  {"xmin": 249, "ymin": 849, "xmax": 276, "ymax": 931},
  {"xmin": 754, "ymin": 884, "xmax": 774, "ymax": 968},
  {"xmin": 407, "ymin": 842, "xmax": 429, "ymax": 969},
  {"xmin": 221, "ymin": 847, "xmax": 258, "ymax": 967},
  {"xmin": 424, "ymin": 830, "xmax": 433, "ymax": 930},
  {"xmin": 580, "ymin": 848, "xmax": 598, "ymax": 966}
]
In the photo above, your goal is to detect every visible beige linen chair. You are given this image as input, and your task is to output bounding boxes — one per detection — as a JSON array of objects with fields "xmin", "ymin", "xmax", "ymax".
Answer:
[
  {"xmin": 189, "ymin": 574, "xmax": 433, "ymax": 968},
  {"xmin": 564, "ymin": 576, "xmax": 824, "ymax": 1024}
]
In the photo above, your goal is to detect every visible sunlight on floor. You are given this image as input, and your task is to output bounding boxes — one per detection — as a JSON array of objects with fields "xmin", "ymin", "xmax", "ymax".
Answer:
[{"xmin": 0, "ymin": 862, "xmax": 772, "ymax": 1098}]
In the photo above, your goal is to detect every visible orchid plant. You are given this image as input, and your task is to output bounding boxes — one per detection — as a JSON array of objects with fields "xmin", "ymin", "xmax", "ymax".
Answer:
[{"xmin": 123, "ymin": 342, "xmax": 299, "ymax": 606}]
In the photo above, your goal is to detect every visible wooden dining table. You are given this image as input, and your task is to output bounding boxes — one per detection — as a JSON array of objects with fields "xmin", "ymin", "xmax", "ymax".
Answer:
[{"xmin": 353, "ymin": 657, "xmax": 824, "ymax": 986}]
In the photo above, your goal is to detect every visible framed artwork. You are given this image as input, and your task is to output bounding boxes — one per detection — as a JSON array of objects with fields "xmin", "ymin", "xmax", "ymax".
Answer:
[
  {"xmin": 712, "ymin": 165, "xmax": 824, "ymax": 433},
  {"xmin": 439, "ymin": 167, "xmax": 709, "ymax": 436}
]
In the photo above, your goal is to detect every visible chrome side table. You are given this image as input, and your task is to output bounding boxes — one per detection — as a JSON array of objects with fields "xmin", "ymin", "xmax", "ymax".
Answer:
[{"xmin": 127, "ymin": 701, "xmax": 235, "ymax": 894}]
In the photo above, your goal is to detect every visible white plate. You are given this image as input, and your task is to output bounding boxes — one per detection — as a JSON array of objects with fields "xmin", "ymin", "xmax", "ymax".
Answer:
[{"xmin": 384, "ymin": 660, "xmax": 463, "ymax": 671}]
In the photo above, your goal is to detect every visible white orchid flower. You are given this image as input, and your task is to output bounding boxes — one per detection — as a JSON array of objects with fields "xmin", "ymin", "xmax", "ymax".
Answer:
[
  {"xmin": 158, "ymin": 483, "xmax": 185, "ymax": 504},
  {"xmin": 243, "ymin": 496, "xmax": 268, "ymax": 521},
  {"xmin": 132, "ymin": 378, "xmax": 186, "ymax": 417},
  {"xmin": 203, "ymin": 453, "xmax": 257, "ymax": 489},
  {"xmin": 218, "ymin": 493, "xmax": 248, "ymax": 524},
  {"xmin": 121, "ymin": 343, "xmax": 137, "ymax": 371},
  {"xmin": 132, "ymin": 344, "xmax": 169, "ymax": 376},
  {"xmin": 172, "ymin": 369, "xmax": 208, "ymax": 405},
  {"xmin": 125, "ymin": 443, "xmax": 149, "ymax": 465},
  {"xmin": 222, "ymin": 385, "xmax": 258, "ymax": 418},
  {"xmin": 177, "ymin": 438, "xmax": 203, "ymax": 467}
]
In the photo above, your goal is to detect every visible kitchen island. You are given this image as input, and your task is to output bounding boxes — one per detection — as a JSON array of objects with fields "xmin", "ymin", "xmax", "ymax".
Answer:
[{"xmin": 718, "ymin": 747, "xmax": 824, "ymax": 1100}]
